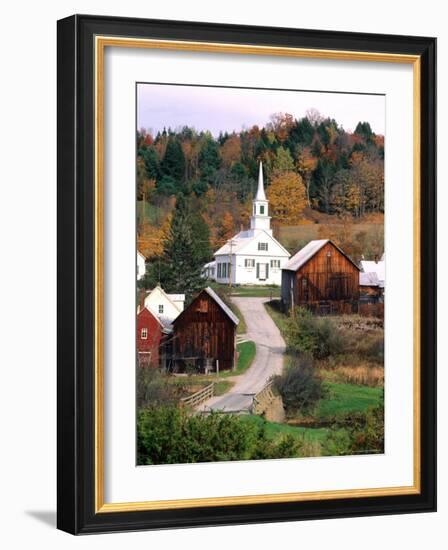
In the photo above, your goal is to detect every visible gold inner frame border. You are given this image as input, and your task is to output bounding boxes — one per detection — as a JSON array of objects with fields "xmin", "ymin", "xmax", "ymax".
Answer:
[{"xmin": 94, "ymin": 36, "xmax": 421, "ymax": 513}]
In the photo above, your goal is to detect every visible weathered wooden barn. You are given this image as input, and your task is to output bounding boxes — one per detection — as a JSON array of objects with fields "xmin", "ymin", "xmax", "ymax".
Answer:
[
  {"xmin": 171, "ymin": 287, "xmax": 239, "ymax": 372},
  {"xmin": 136, "ymin": 306, "xmax": 165, "ymax": 368},
  {"xmin": 281, "ymin": 239, "xmax": 360, "ymax": 313}
]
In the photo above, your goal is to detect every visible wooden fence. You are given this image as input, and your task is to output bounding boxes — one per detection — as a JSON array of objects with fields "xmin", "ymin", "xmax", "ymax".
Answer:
[
  {"xmin": 180, "ymin": 383, "xmax": 214, "ymax": 409},
  {"xmin": 251, "ymin": 381, "xmax": 275, "ymax": 415}
]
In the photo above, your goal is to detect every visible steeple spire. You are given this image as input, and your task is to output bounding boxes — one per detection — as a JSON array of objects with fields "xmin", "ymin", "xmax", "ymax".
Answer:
[
  {"xmin": 255, "ymin": 161, "xmax": 266, "ymax": 200},
  {"xmin": 249, "ymin": 161, "xmax": 272, "ymax": 235}
]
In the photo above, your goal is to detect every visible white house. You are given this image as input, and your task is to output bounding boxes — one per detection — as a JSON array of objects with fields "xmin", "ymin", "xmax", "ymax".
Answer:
[
  {"xmin": 137, "ymin": 250, "xmax": 146, "ymax": 281},
  {"xmin": 144, "ymin": 285, "xmax": 185, "ymax": 327},
  {"xmin": 202, "ymin": 260, "xmax": 217, "ymax": 281},
  {"xmin": 213, "ymin": 162, "xmax": 290, "ymax": 286},
  {"xmin": 360, "ymin": 256, "xmax": 385, "ymax": 288}
]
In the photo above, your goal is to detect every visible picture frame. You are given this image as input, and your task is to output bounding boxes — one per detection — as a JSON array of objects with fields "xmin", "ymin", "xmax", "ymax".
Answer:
[{"xmin": 57, "ymin": 14, "xmax": 436, "ymax": 534}]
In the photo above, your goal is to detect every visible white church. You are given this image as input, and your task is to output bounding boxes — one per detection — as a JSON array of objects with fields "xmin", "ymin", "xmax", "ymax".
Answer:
[{"xmin": 212, "ymin": 162, "xmax": 290, "ymax": 286}]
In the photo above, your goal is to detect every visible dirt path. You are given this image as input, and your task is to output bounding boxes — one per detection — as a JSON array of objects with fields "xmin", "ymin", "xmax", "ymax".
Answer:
[{"xmin": 197, "ymin": 297, "xmax": 285, "ymax": 413}]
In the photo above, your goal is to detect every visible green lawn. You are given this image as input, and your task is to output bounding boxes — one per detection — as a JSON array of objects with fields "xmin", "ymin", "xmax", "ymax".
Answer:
[
  {"xmin": 231, "ymin": 301, "xmax": 247, "ymax": 334},
  {"xmin": 316, "ymin": 382, "xmax": 383, "ymax": 420},
  {"xmin": 230, "ymin": 285, "xmax": 280, "ymax": 298},
  {"xmin": 241, "ymin": 415, "xmax": 330, "ymax": 443}
]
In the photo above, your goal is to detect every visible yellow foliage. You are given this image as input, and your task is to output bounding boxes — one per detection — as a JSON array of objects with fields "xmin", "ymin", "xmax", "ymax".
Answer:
[{"xmin": 267, "ymin": 171, "xmax": 306, "ymax": 225}]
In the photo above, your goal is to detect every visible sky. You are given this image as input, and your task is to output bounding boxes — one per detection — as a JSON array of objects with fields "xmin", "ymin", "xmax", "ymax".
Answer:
[{"xmin": 137, "ymin": 83, "xmax": 385, "ymax": 137}]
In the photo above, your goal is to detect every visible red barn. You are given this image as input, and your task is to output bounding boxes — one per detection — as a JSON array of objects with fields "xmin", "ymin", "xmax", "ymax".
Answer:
[
  {"xmin": 136, "ymin": 306, "xmax": 164, "ymax": 368},
  {"xmin": 171, "ymin": 287, "xmax": 239, "ymax": 372}
]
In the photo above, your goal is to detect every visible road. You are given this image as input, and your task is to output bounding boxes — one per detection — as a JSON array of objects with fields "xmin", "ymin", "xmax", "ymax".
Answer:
[{"xmin": 198, "ymin": 296, "xmax": 285, "ymax": 413}]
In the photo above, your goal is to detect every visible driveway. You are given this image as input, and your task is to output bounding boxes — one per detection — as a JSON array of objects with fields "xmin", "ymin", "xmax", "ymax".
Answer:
[{"xmin": 198, "ymin": 297, "xmax": 285, "ymax": 413}]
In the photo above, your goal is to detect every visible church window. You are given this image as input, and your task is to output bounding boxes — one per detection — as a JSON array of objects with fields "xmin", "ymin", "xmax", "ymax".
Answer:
[
  {"xmin": 260, "ymin": 205, "xmax": 265, "ymax": 214},
  {"xmin": 258, "ymin": 242, "xmax": 268, "ymax": 251}
]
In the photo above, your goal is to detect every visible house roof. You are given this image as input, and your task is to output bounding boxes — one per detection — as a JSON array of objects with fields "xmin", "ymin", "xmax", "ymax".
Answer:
[
  {"xmin": 360, "ymin": 271, "xmax": 380, "ymax": 287},
  {"xmin": 137, "ymin": 305, "xmax": 164, "ymax": 328},
  {"xmin": 283, "ymin": 239, "xmax": 360, "ymax": 272},
  {"xmin": 167, "ymin": 293, "xmax": 185, "ymax": 302},
  {"xmin": 214, "ymin": 229, "xmax": 290, "ymax": 257},
  {"xmin": 360, "ymin": 260, "xmax": 385, "ymax": 283}
]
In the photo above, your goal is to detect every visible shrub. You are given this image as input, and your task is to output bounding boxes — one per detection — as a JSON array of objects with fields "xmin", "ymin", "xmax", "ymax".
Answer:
[
  {"xmin": 273, "ymin": 356, "xmax": 325, "ymax": 414},
  {"xmin": 136, "ymin": 368, "xmax": 179, "ymax": 408},
  {"xmin": 322, "ymin": 399, "xmax": 384, "ymax": 455},
  {"xmin": 137, "ymin": 406, "xmax": 304, "ymax": 465},
  {"xmin": 285, "ymin": 308, "xmax": 345, "ymax": 359}
]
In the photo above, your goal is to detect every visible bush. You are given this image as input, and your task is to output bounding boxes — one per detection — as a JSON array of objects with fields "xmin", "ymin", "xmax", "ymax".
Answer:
[
  {"xmin": 322, "ymin": 399, "xmax": 384, "ymax": 455},
  {"xmin": 285, "ymin": 308, "xmax": 345, "ymax": 359},
  {"xmin": 136, "ymin": 368, "xmax": 179, "ymax": 408},
  {"xmin": 272, "ymin": 356, "xmax": 325, "ymax": 414},
  {"xmin": 137, "ymin": 406, "xmax": 304, "ymax": 464}
]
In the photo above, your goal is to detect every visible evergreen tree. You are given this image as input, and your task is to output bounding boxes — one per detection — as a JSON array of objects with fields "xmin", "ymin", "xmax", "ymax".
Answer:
[
  {"xmin": 160, "ymin": 138, "xmax": 185, "ymax": 182},
  {"xmin": 190, "ymin": 210, "xmax": 212, "ymax": 266},
  {"xmin": 158, "ymin": 194, "xmax": 205, "ymax": 300}
]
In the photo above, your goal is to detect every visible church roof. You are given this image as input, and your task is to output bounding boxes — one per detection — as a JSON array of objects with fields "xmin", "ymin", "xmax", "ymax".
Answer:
[
  {"xmin": 255, "ymin": 161, "xmax": 267, "ymax": 201},
  {"xmin": 214, "ymin": 229, "xmax": 290, "ymax": 257}
]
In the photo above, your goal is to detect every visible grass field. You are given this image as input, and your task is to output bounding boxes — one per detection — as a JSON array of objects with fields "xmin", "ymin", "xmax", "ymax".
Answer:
[
  {"xmin": 242, "ymin": 414, "xmax": 331, "ymax": 443},
  {"xmin": 316, "ymin": 383, "xmax": 383, "ymax": 420},
  {"xmin": 230, "ymin": 285, "xmax": 280, "ymax": 298},
  {"xmin": 277, "ymin": 221, "xmax": 383, "ymax": 246}
]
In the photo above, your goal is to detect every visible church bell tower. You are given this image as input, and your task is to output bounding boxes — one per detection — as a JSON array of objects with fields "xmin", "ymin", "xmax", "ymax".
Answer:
[{"xmin": 250, "ymin": 162, "xmax": 272, "ymax": 236}]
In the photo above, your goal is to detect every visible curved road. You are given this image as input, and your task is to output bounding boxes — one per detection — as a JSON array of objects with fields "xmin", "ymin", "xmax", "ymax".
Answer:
[{"xmin": 198, "ymin": 297, "xmax": 285, "ymax": 413}]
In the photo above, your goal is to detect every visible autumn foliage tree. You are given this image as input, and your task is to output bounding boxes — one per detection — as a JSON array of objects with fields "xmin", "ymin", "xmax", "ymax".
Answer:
[{"xmin": 267, "ymin": 171, "xmax": 306, "ymax": 225}]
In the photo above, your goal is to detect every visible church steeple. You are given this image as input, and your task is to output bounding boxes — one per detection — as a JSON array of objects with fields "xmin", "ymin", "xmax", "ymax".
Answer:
[
  {"xmin": 250, "ymin": 162, "xmax": 272, "ymax": 235},
  {"xmin": 255, "ymin": 162, "xmax": 267, "ymax": 200}
]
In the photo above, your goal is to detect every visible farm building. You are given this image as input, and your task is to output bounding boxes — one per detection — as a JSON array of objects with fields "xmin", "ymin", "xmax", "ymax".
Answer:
[
  {"xmin": 212, "ymin": 162, "xmax": 290, "ymax": 286},
  {"xmin": 137, "ymin": 250, "xmax": 146, "ymax": 280},
  {"xmin": 359, "ymin": 271, "xmax": 384, "ymax": 302},
  {"xmin": 170, "ymin": 287, "xmax": 239, "ymax": 372},
  {"xmin": 136, "ymin": 306, "xmax": 167, "ymax": 368},
  {"xmin": 144, "ymin": 285, "xmax": 185, "ymax": 326},
  {"xmin": 281, "ymin": 239, "xmax": 360, "ymax": 313}
]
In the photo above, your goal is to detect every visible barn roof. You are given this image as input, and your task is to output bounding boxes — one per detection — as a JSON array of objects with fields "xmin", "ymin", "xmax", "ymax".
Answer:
[
  {"xmin": 173, "ymin": 287, "xmax": 239, "ymax": 326},
  {"xmin": 283, "ymin": 239, "xmax": 360, "ymax": 272},
  {"xmin": 203, "ymin": 287, "xmax": 239, "ymax": 325}
]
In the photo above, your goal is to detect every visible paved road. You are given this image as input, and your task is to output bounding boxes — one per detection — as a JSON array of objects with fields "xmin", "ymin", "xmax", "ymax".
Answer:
[{"xmin": 198, "ymin": 297, "xmax": 285, "ymax": 413}]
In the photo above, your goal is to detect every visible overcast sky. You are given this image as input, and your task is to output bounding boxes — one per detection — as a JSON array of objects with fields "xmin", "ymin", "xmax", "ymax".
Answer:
[{"xmin": 137, "ymin": 83, "xmax": 385, "ymax": 137}]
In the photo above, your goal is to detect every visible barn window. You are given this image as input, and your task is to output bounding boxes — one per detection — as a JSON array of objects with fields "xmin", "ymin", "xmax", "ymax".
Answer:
[
  {"xmin": 258, "ymin": 242, "xmax": 268, "ymax": 251},
  {"xmin": 141, "ymin": 328, "xmax": 148, "ymax": 339},
  {"xmin": 158, "ymin": 304, "xmax": 164, "ymax": 314},
  {"xmin": 197, "ymin": 299, "xmax": 209, "ymax": 313},
  {"xmin": 270, "ymin": 259, "xmax": 280, "ymax": 268}
]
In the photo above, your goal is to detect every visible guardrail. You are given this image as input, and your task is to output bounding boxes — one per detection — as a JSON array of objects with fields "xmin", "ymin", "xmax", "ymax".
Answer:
[
  {"xmin": 251, "ymin": 380, "xmax": 275, "ymax": 415},
  {"xmin": 180, "ymin": 382, "xmax": 214, "ymax": 409}
]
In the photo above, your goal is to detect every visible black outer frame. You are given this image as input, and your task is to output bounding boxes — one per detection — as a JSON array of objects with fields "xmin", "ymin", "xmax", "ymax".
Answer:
[{"xmin": 57, "ymin": 14, "xmax": 436, "ymax": 535}]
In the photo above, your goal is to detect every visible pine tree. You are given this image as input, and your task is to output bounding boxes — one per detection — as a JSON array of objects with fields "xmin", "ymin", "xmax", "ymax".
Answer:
[
  {"xmin": 160, "ymin": 138, "xmax": 185, "ymax": 182},
  {"xmin": 190, "ymin": 210, "xmax": 212, "ymax": 266},
  {"xmin": 159, "ymin": 194, "xmax": 205, "ymax": 300}
]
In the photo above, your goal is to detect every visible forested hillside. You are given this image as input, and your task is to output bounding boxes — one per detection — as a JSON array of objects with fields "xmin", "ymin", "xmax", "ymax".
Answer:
[{"xmin": 137, "ymin": 111, "xmax": 384, "ymax": 268}]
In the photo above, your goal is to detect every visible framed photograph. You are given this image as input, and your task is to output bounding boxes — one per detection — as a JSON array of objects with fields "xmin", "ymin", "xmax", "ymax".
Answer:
[{"xmin": 57, "ymin": 14, "xmax": 436, "ymax": 534}]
